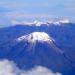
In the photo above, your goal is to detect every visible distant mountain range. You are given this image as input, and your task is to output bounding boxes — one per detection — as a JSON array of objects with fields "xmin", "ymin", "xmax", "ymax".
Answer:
[
  {"xmin": 0, "ymin": 23, "xmax": 75, "ymax": 75},
  {"xmin": 12, "ymin": 19, "xmax": 70, "ymax": 26}
]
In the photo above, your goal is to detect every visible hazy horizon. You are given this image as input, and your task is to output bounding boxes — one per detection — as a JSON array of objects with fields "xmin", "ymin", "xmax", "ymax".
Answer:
[{"xmin": 0, "ymin": 0, "xmax": 75, "ymax": 27}]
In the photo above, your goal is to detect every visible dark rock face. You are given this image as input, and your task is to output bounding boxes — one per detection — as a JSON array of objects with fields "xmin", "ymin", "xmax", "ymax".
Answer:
[{"xmin": 0, "ymin": 23, "xmax": 75, "ymax": 75}]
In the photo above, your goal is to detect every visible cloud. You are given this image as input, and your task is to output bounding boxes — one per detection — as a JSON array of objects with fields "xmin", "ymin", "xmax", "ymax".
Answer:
[
  {"xmin": 0, "ymin": 59, "xmax": 62, "ymax": 75},
  {"xmin": 0, "ymin": 59, "xmax": 19, "ymax": 75},
  {"xmin": 21, "ymin": 66, "xmax": 62, "ymax": 75}
]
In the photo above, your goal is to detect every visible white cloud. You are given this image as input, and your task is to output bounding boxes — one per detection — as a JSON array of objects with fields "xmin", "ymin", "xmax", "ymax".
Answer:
[
  {"xmin": 21, "ymin": 66, "xmax": 62, "ymax": 75},
  {"xmin": 0, "ymin": 59, "xmax": 19, "ymax": 75},
  {"xmin": 0, "ymin": 59, "xmax": 62, "ymax": 75}
]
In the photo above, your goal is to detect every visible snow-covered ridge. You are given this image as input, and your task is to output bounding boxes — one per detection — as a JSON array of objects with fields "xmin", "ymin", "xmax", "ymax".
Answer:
[
  {"xmin": 51, "ymin": 19, "xmax": 70, "ymax": 25},
  {"xmin": 12, "ymin": 19, "xmax": 70, "ymax": 26}
]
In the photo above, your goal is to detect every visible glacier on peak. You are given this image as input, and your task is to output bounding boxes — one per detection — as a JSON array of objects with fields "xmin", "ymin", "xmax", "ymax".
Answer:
[{"xmin": 17, "ymin": 32, "xmax": 54, "ymax": 42}]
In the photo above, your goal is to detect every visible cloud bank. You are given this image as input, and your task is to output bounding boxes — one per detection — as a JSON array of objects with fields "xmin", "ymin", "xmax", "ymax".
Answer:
[{"xmin": 0, "ymin": 59, "xmax": 62, "ymax": 75}]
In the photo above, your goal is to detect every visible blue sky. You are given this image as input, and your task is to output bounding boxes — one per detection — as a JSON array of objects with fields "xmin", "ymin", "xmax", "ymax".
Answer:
[{"xmin": 0, "ymin": 0, "xmax": 75, "ymax": 27}]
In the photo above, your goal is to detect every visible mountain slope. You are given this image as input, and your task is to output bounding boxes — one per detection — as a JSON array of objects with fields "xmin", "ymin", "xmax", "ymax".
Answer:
[{"xmin": 0, "ymin": 23, "xmax": 75, "ymax": 75}]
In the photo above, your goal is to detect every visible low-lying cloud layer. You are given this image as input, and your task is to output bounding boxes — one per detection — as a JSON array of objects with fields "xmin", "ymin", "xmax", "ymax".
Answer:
[{"xmin": 0, "ymin": 59, "xmax": 62, "ymax": 75}]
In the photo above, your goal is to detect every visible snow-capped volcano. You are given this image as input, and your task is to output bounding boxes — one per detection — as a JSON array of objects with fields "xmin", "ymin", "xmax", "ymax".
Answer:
[
  {"xmin": 0, "ymin": 24, "xmax": 75, "ymax": 75},
  {"xmin": 16, "ymin": 32, "xmax": 58, "ymax": 53},
  {"xmin": 16, "ymin": 32, "xmax": 63, "ymax": 54}
]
